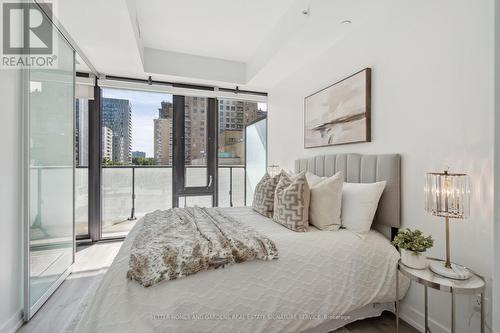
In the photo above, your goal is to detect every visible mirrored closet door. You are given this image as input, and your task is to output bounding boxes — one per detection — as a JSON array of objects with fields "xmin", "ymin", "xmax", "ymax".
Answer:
[{"xmin": 24, "ymin": 25, "xmax": 75, "ymax": 319}]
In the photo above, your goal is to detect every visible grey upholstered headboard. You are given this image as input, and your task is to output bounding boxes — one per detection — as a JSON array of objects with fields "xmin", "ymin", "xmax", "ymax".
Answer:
[{"xmin": 294, "ymin": 154, "xmax": 401, "ymax": 231}]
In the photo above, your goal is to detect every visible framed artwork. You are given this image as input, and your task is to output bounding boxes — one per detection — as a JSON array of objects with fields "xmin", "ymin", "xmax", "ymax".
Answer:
[{"xmin": 304, "ymin": 68, "xmax": 371, "ymax": 148}]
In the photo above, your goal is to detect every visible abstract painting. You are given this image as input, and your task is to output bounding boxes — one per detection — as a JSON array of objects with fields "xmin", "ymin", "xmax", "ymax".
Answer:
[{"xmin": 304, "ymin": 68, "xmax": 371, "ymax": 148}]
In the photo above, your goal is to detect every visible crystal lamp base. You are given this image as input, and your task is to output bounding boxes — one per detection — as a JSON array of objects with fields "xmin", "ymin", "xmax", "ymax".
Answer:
[{"xmin": 429, "ymin": 261, "xmax": 471, "ymax": 280}]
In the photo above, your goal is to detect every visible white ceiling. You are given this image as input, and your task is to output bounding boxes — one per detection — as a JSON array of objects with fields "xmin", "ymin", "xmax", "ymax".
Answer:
[
  {"xmin": 137, "ymin": 0, "xmax": 293, "ymax": 63},
  {"xmin": 58, "ymin": 0, "xmax": 144, "ymax": 75},
  {"xmin": 56, "ymin": 0, "xmax": 394, "ymax": 90}
]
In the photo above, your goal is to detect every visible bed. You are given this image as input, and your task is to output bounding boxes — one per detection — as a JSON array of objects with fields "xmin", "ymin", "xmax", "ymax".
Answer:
[{"xmin": 75, "ymin": 154, "xmax": 409, "ymax": 333}]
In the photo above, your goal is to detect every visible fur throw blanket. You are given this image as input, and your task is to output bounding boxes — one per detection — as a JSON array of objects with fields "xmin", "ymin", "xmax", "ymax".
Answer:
[{"xmin": 127, "ymin": 207, "xmax": 278, "ymax": 287}]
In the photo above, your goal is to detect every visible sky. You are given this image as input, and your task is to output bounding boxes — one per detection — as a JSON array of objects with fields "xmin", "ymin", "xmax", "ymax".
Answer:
[
  {"xmin": 102, "ymin": 88, "xmax": 268, "ymax": 158},
  {"xmin": 102, "ymin": 88, "xmax": 172, "ymax": 157}
]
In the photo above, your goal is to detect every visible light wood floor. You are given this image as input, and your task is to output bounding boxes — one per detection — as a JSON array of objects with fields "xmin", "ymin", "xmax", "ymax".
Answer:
[
  {"xmin": 18, "ymin": 241, "xmax": 122, "ymax": 333},
  {"xmin": 19, "ymin": 241, "xmax": 419, "ymax": 333},
  {"xmin": 346, "ymin": 312, "xmax": 417, "ymax": 333}
]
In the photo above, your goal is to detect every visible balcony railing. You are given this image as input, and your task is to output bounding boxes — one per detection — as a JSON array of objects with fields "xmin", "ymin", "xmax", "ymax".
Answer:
[{"xmin": 74, "ymin": 165, "xmax": 246, "ymax": 236}]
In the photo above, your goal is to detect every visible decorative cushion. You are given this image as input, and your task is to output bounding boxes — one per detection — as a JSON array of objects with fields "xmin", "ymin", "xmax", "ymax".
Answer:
[
  {"xmin": 305, "ymin": 171, "xmax": 343, "ymax": 231},
  {"xmin": 341, "ymin": 181, "xmax": 386, "ymax": 236},
  {"xmin": 273, "ymin": 172, "xmax": 310, "ymax": 232},
  {"xmin": 252, "ymin": 172, "xmax": 281, "ymax": 217},
  {"xmin": 305, "ymin": 172, "xmax": 324, "ymax": 187}
]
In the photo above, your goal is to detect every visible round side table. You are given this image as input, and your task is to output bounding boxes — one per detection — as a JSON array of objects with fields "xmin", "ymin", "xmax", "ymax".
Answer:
[{"xmin": 395, "ymin": 257, "xmax": 485, "ymax": 333}]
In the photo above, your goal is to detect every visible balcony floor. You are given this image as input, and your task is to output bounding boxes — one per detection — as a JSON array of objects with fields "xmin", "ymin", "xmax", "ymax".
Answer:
[{"xmin": 102, "ymin": 217, "xmax": 142, "ymax": 238}]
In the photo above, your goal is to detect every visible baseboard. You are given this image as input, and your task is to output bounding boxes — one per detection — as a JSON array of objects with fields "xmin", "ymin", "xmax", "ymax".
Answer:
[
  {"xmin": 0, "ymin": 309, "xmax": 23, "ymax": 333},
  {"xmin": 400, "ymin": 303, "xmax": 449, "ymax": 333}
]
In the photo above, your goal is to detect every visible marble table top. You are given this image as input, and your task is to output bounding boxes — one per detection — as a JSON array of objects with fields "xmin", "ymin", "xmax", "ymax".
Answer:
[{"xmin": 398, "ymin": 257, "xmax": 485, "ymax": 294}]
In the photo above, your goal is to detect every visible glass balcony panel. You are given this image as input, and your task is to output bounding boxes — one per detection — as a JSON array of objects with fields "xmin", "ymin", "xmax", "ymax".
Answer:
[
  {"xmin": 217, "ymin": 167, "xmax": 231, "ymax": 207},
  {"xmin": 232, "ymin": 167, "xmax": 246, "ymax": 207},
  {"xmin": 75, "ymin": 167, "xmax": 88, "ymax": 236},
  {"xmin": 102, "ymin": 168, "xmax": 133, "ymax": 237},
  {"xmin": 135, "ymin": 167, "xmax": 172, "ymax": 216},
  {"xmin": 29, "ymin": 167, "xmax": 74, "ymax": 307},
  {"xmin": 100, "ymin": 166, "xmax": 244, "ymax": 237}
]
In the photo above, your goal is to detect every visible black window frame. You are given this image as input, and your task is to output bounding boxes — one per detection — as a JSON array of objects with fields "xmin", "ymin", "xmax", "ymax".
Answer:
[
  {"xmin": 172, "ymin": 96, "xmax": 218, "ymax": 208},
  {"xmin": 79, "ymin": 74, "xmax": 267, "ymax": 243}
]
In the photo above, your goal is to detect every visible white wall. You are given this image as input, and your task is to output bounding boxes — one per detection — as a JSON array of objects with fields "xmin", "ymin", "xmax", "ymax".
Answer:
[
  {"xmin": 268, "ymin": 1, "xmax": 494, "ymax": 332},
  {"xmin": 0, "ymin": 69, "xmax": 23, "ymax": 333}
]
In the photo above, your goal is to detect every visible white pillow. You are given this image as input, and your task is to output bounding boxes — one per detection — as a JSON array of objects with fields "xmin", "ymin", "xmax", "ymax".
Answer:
[
  {"xmin": 305, "ymin": 172, "xmax": 324, "ymax": 187},
  {"xmin": 341, "ymin": 181, "xmax": 386, "ymax": 236},
  {"xmin": 305, "ymin": 172, "xmax": 343, "ymax": 230}
]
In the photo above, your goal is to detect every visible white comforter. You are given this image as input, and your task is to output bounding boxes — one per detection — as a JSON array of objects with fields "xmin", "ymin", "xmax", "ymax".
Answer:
[{"xmin": 75, "ymin": 207, "xmax": 409, "ymax": 333}]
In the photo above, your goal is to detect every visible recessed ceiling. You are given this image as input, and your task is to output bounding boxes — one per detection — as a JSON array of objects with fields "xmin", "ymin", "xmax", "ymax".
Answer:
[
  {"xmin": 137, "ymin": 0, "xmax": 294, "ymax": 63},
  {"xmin": 57, "ymin": 0, "xmax": 394, "ymax": 90},
  {"xmin": 58, "ymin": 0, "xmax": 144, "ymax": 76}
]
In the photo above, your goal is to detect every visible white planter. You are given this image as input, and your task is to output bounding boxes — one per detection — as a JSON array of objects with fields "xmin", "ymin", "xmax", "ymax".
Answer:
[{"xmin": 400, "ymin": 249, "xmax": 427, "ymax": 269}]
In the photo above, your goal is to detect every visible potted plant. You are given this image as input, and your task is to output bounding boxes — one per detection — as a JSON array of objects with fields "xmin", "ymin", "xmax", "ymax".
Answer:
[{"xmin": 392, "ymin": 229, "xmax": 434, "ymax": 269}]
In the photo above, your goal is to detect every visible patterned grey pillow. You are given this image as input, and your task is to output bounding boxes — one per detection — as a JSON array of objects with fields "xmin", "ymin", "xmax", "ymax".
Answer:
[
  {"xmin": 252, "ymin": 172, "xmax": 281, "ymax": 217},
  {"xmin": 273, "ymin": 172, "xmax": 310, "ymax": 232}
]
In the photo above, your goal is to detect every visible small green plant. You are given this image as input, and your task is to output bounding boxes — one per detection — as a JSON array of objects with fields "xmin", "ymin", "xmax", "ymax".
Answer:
[{"xmin": 392, "ymin": 229, "xmax": 434, "ymax": 255}]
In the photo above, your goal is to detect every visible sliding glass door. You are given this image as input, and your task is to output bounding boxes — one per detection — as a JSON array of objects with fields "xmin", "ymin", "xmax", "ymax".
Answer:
[{"xmin": 24, "ymin": 31, "xmax": 75, "ymax": 319}]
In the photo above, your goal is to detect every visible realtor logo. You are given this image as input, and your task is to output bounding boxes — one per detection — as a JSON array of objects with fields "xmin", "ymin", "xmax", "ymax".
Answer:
[{"xmin": 1, "ymin": 1, "xmax": 57, "ymax": 68}]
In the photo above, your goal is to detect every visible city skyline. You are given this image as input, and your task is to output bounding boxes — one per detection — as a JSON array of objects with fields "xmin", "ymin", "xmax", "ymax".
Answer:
[
  {"xmin": 102, "ymin": 88, "xmax": 172, "ymax": 157},
  {"xmin": 101, "ymin": 88, "xmax": 267, "ymax": 163}
]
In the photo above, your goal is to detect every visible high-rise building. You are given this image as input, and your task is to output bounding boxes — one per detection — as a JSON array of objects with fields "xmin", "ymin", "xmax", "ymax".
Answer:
[
  {"xmin": 158, "ymin": 101, "xmax": 173, "ymax": 119},
  {"xmin": 218, "ymin": 99, "xmax": 244, "ymax": 133},
  {"xmin": 244, "ymin": 102, "xmax": 267, "ymax": 124},
  {"xmin": 102, "ymin": 98, "xmax": 132, "ymax": 164},
  {"xmin": 154, "ymin": 118, "xmax": 172, "ymax": 165},
  {"xmin": 153, "ymin": 98, "xmax": 266, "ymax": 166},
  {"xmin": 218, "ymin": 100, "xmax": 266, "ymax": 133},
  {"xmin": 217, "ymin": 99, "xmax": 266, "ymax": 165},
  {"xmin": 153, "ymin": 97, "xmax": 207, "ymax": 165},
  {"xmin": 154, "ymin": 101, "xmax": 173, "ymax": 165},
  {"xmin": 102, "ymin": 126, "xmax": 113, "ymax": 161},
  {"xmin": 185, "ymin": 96, "xmax": 207, "ymax": 165}
]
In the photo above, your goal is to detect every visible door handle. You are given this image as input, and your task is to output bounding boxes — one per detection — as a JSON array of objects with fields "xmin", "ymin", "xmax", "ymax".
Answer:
[{"xmin": 208, "ymin": 175, "xmax": 213, "ymax": 188}]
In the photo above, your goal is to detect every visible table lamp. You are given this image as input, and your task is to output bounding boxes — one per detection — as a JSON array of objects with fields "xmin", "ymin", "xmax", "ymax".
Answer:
[{"xmin": 425, "ymin": 171, "xmax": 470, "ymax": 280}]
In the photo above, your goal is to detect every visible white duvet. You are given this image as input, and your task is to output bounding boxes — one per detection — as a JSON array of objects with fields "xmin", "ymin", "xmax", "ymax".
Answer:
[{"xmin": 75, "ymin": 207, "xmax": 409, "ymax": 333}]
